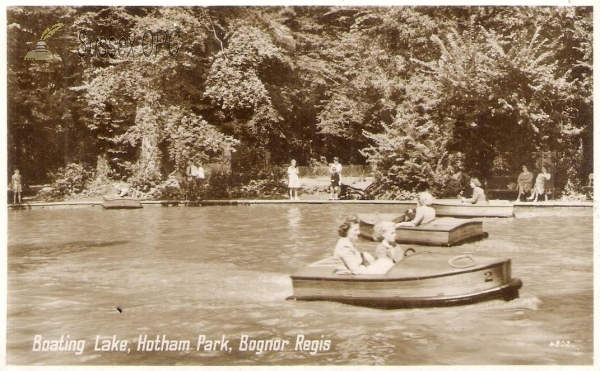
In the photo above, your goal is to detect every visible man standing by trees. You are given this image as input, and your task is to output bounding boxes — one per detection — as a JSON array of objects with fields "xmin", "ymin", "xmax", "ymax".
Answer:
[{"xmin": 186, "ymin": 160, "xmax": 199, "ymax": 183}]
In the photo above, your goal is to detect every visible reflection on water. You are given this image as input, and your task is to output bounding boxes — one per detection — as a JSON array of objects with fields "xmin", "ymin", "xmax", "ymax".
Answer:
[{"xmin": 6, "ymin": 205, "xmax": 593, "ymax": 366}]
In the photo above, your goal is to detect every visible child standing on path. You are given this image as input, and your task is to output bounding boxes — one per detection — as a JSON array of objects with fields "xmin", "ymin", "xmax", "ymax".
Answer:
[
  {"xmin": 11, "ymin": 169, "xmax": 23, "ymax": 204},
  {"xmin": 287, "ymin": 159, "xmax": 301, "ymax": 201},
  {"xmin": 329, "ymin": 157, "xmax": 342, "ymax": 200}
]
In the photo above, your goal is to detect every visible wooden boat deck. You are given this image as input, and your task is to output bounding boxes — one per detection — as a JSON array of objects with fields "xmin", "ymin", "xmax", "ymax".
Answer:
[
  {"xmin": 292, "ymin": 253, "xmax": 505, "ymax": 281},
  {"xmin": 433, "ymin": 199, "xmax": 514, "ymax": 218},
  {"xmin": 358, "ymin": 214, "xmax": 487, "ymax": 246},
  {"xmin": 289, "ymin": 253, "xmax": 522, "ymax": 309},
  {"xmin": 101, "ymin": 196, "xmax": 143, "ymax": 209}
]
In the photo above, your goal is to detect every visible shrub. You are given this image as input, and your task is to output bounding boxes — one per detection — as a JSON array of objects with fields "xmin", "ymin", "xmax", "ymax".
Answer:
[{"xmin": 47, "ymin": 163, "xmax": 95, "ymax": 197}]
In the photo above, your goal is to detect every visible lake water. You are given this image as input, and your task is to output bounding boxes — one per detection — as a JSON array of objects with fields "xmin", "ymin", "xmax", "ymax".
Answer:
[{"xmin": 5, "ymin": 204, "xmax": 594, "ymax": 366}]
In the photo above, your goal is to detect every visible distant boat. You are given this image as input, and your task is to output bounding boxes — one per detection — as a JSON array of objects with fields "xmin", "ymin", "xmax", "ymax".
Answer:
[
  {"xmin": 288, "ymin": 251, "xmax": 522, "ymax": 309},
  {"xmin": 101, "ymin": 196, "xmax": 142, "ymax": 209},
  {"xmin": 357, "ymin": 213, "xmax": 488, "ymax": 247},
  {"xmin": 340, "ymin": 180, "xmax": 374, "ymax": 200},
  {"xmin": 433, "ymin": 199, "xmax": 514, "ymax": 218}
]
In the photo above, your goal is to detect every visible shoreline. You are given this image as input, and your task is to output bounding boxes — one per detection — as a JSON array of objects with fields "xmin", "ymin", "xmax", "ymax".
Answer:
[{"xmin": 6, "ymin": 198, "xmax": 594, "ymax": 210}]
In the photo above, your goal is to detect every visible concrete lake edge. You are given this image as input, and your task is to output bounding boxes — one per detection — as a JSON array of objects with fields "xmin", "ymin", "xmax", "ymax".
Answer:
[{"xmin": 6, "ymin": 198, "xmax": 594, "ymax": 210}]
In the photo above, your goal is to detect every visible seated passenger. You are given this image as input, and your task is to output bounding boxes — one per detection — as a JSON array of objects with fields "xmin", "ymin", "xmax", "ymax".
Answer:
[
  {"xmin": 461, "ymin": 178, "xmax": 488, "ymax": 205},
  {"xmin": 396, "ymin": 192, "xmax": 436, "ymax": 227},
  {"xmin": 528, "ymin": 167, "xmax": 552, "ymax": 202},
  {"xmin": 373, "ymin": 221, "xmax": 403, "ymax": 264},
  {"xmin": 515, "ymin": 165, "xmax": 533, "ymax": 202},
  {"xmin": 114, "ymin": 183, "xmax": 130, "ymax": 197},
  {"xmin": 333, "ymin": 217, "xmax": 393, "ymax": 275}
]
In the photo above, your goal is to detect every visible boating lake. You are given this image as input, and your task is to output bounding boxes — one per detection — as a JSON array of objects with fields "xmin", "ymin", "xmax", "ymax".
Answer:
[{"xmin": 5, "ymin": 204, "xmax": 594, "ymax": 366}]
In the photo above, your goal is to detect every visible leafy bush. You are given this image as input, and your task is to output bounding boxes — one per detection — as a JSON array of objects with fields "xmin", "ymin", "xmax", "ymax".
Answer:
[
  {"xmin": 150, "ymin": 177, "xmax": 186, "ymax": 200},
  {"xmin": 309, "ymin": 156, "xmax": 329, "ymax": 175},
  {"xmin": 199, "ymin": 167, "xmax": 287, "ymax": 199},
  {"xmin": 559, "ymin": 179, "xmax": 587, "ymax": 202},
  {"xmin": 47, "ymin": 163, "xmax": 95, "ymax": 197}
]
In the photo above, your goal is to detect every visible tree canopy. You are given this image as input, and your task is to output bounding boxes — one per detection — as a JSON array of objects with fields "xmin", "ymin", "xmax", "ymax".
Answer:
[{"xmin": 7, "ymin": 6, "xmax": 593, "ymax": 198}]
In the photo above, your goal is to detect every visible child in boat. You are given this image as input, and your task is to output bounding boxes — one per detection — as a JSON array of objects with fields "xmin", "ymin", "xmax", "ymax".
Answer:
[
  {"xmin": 396, "ymin": 192, "xmax": 436, "ymax": 227},
  {"xmin": 461, "ymin": 178, "xmax": 488, "ymax": 205},
  {"xmin": 334, "ymin": 216, "xmax": 394, "ymax": 275},
  {"xmin": 373, "ymin": 221, "xmax": 403, "ymax": 264}
]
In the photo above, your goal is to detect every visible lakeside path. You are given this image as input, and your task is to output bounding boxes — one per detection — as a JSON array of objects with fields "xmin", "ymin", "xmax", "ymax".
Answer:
[
  {"xmin": 6, "ymin": 176, "xmax": 594, "ymax": 210},
  {"xmin": 6, "ymin": 199, "xmax": 594, "ymax": 210}
]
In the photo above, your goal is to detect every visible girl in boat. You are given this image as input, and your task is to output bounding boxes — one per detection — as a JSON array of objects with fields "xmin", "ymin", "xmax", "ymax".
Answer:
[
  {"xmin": 461, "ymin": 178, "xmax": 488, "ymax": 205},
  {"xmin": 373, "ymin": 221, "xmax": 403, "ymax": 263},
  {"xmin": 396, "ymin": 192, "xmax": 436, "ymax": 227},
  {"xmin": 334, "ymin": 217, "xmax": 394, "ymax": 275}
]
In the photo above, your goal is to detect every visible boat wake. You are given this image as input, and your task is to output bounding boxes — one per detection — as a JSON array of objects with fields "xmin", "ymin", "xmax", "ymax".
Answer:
[{"xmin": 497, "ymin": 293, "xmax": 542, "ymax": 311}]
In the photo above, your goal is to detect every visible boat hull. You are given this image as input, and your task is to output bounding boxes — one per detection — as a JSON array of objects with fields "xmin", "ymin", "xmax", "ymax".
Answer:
[
  {"xmin": 101, "ymin": 196, "xmax": 142, "ymax": 209},
  {"xmin": 358, "ymin": 214, "xmax": 487, "ymax": 247},
  {"xmin": 288, "ymin": 253, "xmax": 522, "ymax": 309},
  {"xmin": 433, "ymin": 199, "xmax": 514, "ymax": 218}
]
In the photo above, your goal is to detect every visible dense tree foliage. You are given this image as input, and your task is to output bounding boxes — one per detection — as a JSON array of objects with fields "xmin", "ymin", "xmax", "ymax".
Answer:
[{"xmin": 7, "ymin": 6, "xmax": 593, "ymax": 198}]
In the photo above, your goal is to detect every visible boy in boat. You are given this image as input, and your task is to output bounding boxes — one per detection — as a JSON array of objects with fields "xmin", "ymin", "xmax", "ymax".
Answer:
[
  {"xmin": 396, "ymin": 192, "xmax": 436, "ymax": 227},
  {"xmin": 461, "ymin": 178, "xmax": 488, "ymax": 205},
  {"xmin": 114, "ymin": 183, "xmax": 130, "ymax": 197},
  {"xmin": 373, "ymin": 221, "xmax": 403, "ymax": 264},
  {"xmin": 333, "ymin": 217, "xmax": 393, "ymax": 275}
]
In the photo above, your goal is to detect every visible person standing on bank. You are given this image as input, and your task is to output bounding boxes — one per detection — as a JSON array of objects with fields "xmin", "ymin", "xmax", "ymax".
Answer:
[
  {"xmin": 196, "ymin": 163, "xmax": 205, "ymax": 181},
  {"xmin": 287, "ymin": 159, "xmax": 301, "ymax": 201},
  {"xmin": 186, "ymin": 160, "xmax": 199, "ymax": 183},
  {"xmin": 515, "ymin": 165, "xmax": 533, "ymax": 202},
  {"xmin": 11, "ymin": 169, "xmax": 23, "ymax": 204},
  {"xmin": 329, "ymin": 157, "xmax": 342, "ymax": 200}
]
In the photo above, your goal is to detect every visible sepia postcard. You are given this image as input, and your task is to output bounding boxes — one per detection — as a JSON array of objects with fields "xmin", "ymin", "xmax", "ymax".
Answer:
[{"xmin": 2, "ymin": 1, "xmax": 597, "ymax": 370}]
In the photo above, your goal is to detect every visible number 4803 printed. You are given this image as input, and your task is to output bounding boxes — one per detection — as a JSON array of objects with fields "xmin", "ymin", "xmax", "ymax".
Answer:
[{"xmin": 549, "ymin": 340, "xmax": 573, "ymax": 348}]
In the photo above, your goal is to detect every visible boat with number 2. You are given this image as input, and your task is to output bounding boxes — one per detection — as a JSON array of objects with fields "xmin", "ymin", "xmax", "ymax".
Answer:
[{"xmin": 287, "ymin": 251, "xmax": 522, "ymax": 309}]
